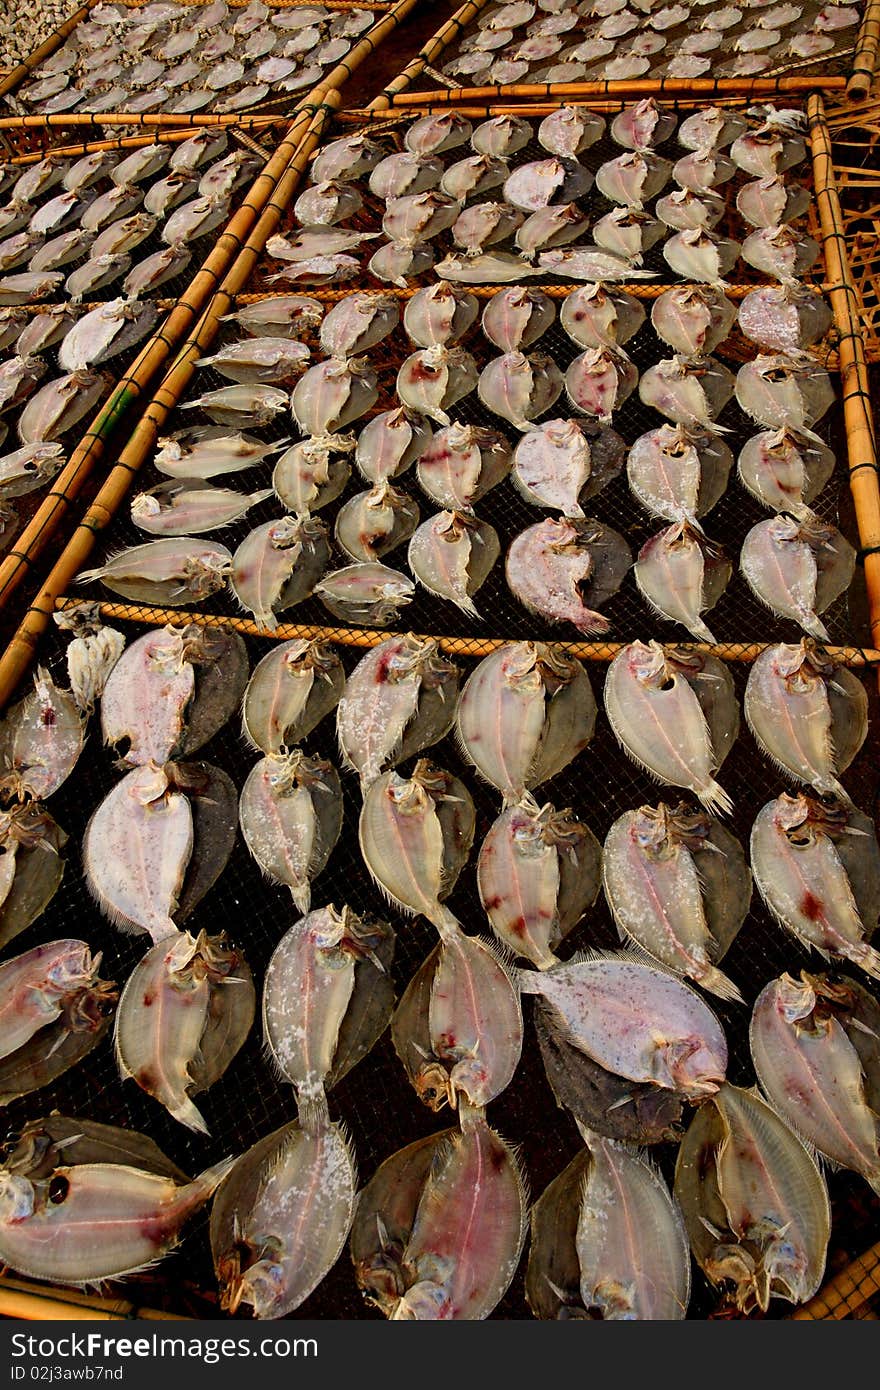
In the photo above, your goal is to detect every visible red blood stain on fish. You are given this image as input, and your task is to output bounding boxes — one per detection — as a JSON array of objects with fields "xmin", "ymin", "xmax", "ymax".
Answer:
[{"xmin": 800, "ymin": 891, "xmax": 825, "ymax": 922}]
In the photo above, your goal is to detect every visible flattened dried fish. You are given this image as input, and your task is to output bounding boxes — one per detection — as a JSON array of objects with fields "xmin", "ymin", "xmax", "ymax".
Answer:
[
  {"xmin": 273, "ymin": 438, "xmax": 351, "ymax": 514},
  {"xmin": 334, "ymin": 482, "xmax": 419, "ymax": 563},
  {"xmin": 739, "ymin": 515, "xmax": 855, "ymax": 640},
  {"xmin": 315, "ymin": 563, "xmax": 414, "ymax": 626},
  {"xmin": 639, "ymin": 354, "xmax": 735, "ymax": 430},
  {"xmin": 404, "ymin": 282, "xmax": 478, "ymax": 349},
  {"xmin": 627, "ymin": 423, "xmax": 732, "ymax": 522},
  {"xmin": 195, "ymin": 337, "xmax": 309, "ymax": 385},
  {"xmin": 478, "ymin": 349, "xmax": 563, "ymax": 431},
  {"xmin": 651, "ymin": 285, "xmax": 736, "ymax": 357},
  {"xmin": 243, "ymin": 638, "xmax": 343, "ymax": 756},
  {"xmin": 408, "ymin": 510, "xmax": 498, "ymax": 618},
  {"xmin": 1, "ymin": 667, "xmax": 82, "ymax": 801},
  {"xmin": 180, "ymin": 383, "xmax": 289, "ymax": 428},
  {"xmin": 230, "ymin": 515, "xmax": 329, "ymax": 628},
  {"xmin": 369, "ymin": 151, "xmax": 444, "ymax": 200},
  {"xmin": 738, "ymin": 284, "xmax": 832, "ymax": 354},
  {"xmin": 397, "ymin": 345, "xmax": 478, "ymax": 426},
  {"xmin": 504, "ymin": 156, "xmax": 592, "ymax": 212},
  {"xmin": 737, "ymin": 425, "xmax": 834, "ymax": 515},
  {"xmin": 482, "ymin": 286, "xmax": 555, "ymax": 352},
  {"xmin": 417, "ymin": 422, "xmax": 511, "ymax": 509},
  {"xmin": 291, "ymin": 357, "xmax": 378, "ymax": 436},
  {"xmin": 508, "ymin": 516, "xmax": 630, "ymax": 635},
  {"xmin": 78, "ymin": 537, "xmax": 232, "ymax": 606},
  {"xmin": 239, "ymin": 749, "xmax": 342, "ymax": 914},
  {"xmin": 564, "ymin": 346, "xmax": 637, "ymax": 423},
  {"xmin": 635, "ymin": 521, "xmax": 731, "ymax": 642}
]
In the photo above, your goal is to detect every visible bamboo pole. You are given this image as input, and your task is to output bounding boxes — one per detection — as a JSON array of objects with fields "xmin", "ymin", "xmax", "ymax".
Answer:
[
  {"xmin": 49, "ymin": 601, "xmax": 880, "ymax": 669},
  {"xmin": 848, "ymin": 0, "xmax": 880, "ymax": 99},
  {"xmin": 0, "ymin": 0, "xmax": 420, "ymax": 618},
  {"xmin": 792, "ymin": 1241, "xmax": 880, "ymax": 1320},
  {"xmin": 368, "ymin": 0, "xmax": 495, "ymax": 110},
  {"xmin": 389, "ymin": 75, "xmax": 848, "ymax": 107},
  {"xmin": 808, "ymin": 95, "xmax": 880, "ymax": 675},
  {"xmin": 0, "ymin": 113, "xmax": 282, "ymax": 132},
  {"xmin": 0, "ymin": 1278, "xmax": 190, "ymax": 1323},
  {"xmin": 0, "ymin": 102, "xmax": 337, "ymax": 707},
  {"xmin": 6, "ymin": 124, "xmax": 278, "ymax": 165}
]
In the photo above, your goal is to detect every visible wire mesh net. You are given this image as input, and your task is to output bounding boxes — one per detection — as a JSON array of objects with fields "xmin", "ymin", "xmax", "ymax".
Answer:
[{"xmin": 2, "ymin": 99, "xmax": 879, "ymax": 1321}]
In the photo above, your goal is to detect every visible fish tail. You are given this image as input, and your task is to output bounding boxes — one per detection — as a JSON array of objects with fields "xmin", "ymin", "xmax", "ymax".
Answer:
[
  {"xmin": 689, "ymin": 618, "xmax": 717, "ymax": 644},
  {"xmin": 169, "ymin": 1092, "xmax": 210, "ymax": 1135},
  {"xmin": 291, "ymin": 881, "xmax": 311, "ymax": 917},
  {"xmin": 802, "ymin": 612, "xmax": 830, "ymax": 642},
  {"xmin": 697, "ymin": 779, "xmax": 733, "ymax": 817},
  {"xmin": 184, "ymin": 1154, "xmax": 237, "ymax": 1204},
  {"xmin": 844, "ymin": 940, "xmax": 880, "ymax": 982},
  {"xmin": 298, "ymin": 1090, "xmax": 330, "ymax": 1133},
  {"xmin": 700, "ymin": 965, "xmax": 744, "ymax": 1004},
  {"xmin": 518, "ymin": 968, "xmax": 543, "ymax": 995},
  {"xmin": 455, "ymin": 594, "xmax": 481, "ymax": 621},
  {"xmin": 432, "ymin": 906, "xmax": 463, "ymax": 942}
]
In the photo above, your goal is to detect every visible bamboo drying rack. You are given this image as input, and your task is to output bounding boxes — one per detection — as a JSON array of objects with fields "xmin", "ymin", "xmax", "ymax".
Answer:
[{"xmin": 0, "ymin": 0, "xmax": 421, "ymax": 625}]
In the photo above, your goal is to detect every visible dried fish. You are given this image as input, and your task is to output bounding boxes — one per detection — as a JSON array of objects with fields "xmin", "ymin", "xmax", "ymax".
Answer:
[
  {"xmin": 737, "ymin": 425, "xmax": 834, "ymax": 515},
  {"xmin": 595, "ymin": 150, "xmax": 671, "ymax": 208},
  {"xmin": 319, "ymin": 292, "xmax": 399, "ymax": 359},
  {"xmin": 738, "ymin": 284, "xmax": 832, "ymax": 354},
  {"xmin": 273, "ymin": 438, "xmax": 352, "ymax": 514},
  {"xmin": 155, "ymin": 428, "xmax": 288, "ymax": 480},
  {"xmin": 369, "ymin": 152, "xmax": 444, "ymax": 200},
  {"xmin": 294, "ymin": 179, "xmax": 363, "ymax": 227},
  {"xmin": 416, "ymin": 422, "xmax": 511, "ymax": 510},
  {"xmin": 457, "ymin": 642, "xmax": 596, "ymax": 801},
  {"xmin": 656, "ymin": 187, "xmax": 726, "ymax": 232},
  {"xmin": 264, "ymin": 904, "xmax": 394, "ymax": 1117},
  {"xmin": 678, "ymin": 107, "xmax": 747, "ymax": 152},
  {"xmin": 170, "ymin": 129, "xmax": 228, "ymax": 173},
  {"xmin": 635, "ymin": 521, "xmax": 731, "ymax": 642},
  {"xmin": 179, "ymin": 383, "xmax": 289, "ymax": 428},
  {"xmin": 81, "ymin": 183, "xmax": 142, "ymax": 233},
  {"xmin": 662, "ymin": 228, "xmax": 741, "ymax": 284},
  {"xmin": 736, "ymin": 176, "xmax": 811, "ymax": 229},
  {"xmin": 291, "ymin": 357, "xmax": 378, "ymax": 436},
  {"xmin": 359, "ymin": 759, "xmax": 474, "ymax": 930},
  {"xmin": 397, "ymin": 345, "xmax": 478, "ymax": 425},
  {"xmin": 28, "ymin": 229, "xmax": 95, "ymax": 273},
  {"xmin": 144, "ymin": 172, "xmax": 199, "ymax": 218},
  {"xmin": 90, "ymin": 212, "xmax": 158, "ymax": 260},
  {"xmin": 565, "ymin": 346, "xmax": 637, "ymax": 423},
  {"xmin": 59, "ymin": 298, "xmax": 158, "ymax": 372},
  {"xmin": 408, "ymin": 510, "xmax": 499, "ymax": 617},
  {"xmin": 730, "ymin": 110, "xmax": 806, "ymax": 178},
  {"xmin": 0, "ymin": 231, "xmax": 45, "ymax": 275},
  {"xmin": 639, "ymin": 354, "xmax": 735, "ymax": 430},
  {"xmin": 230, "ymin": 515, "xmax": 330, "ymax": 628},
  {"xmin": 740, "ymin": 514, "xmax": 855, "ymax": 640},
  {"xmin": 504, "ymin": 156, "xmax": 592, "ymax": 212},
  {"xmin": 604, "ymin": 802, "xmax": 749, "ymax": 999},
  {"xmin": 471, "ymin": 113, "xmax": 532, "ymax": 157},
  {"xmin": 115, "ymin": 930, "xmax": 253, "ymax": 1133},
  {"xmin": 368, "ymin": 240, "xmax": 433, "ymax": 288},
  {"xmin": 478, "ymin": 350, "xmax": 563, "ymax": 431},
  {"xmin": 162, "ymin": 193, "xmax": 231, "ymax": 246},
  {"xmin": 239, "ymin": 749, "xmax": 342, "ymax": 914},
  {"xmin": 742, "ymin": 224, "xmax": 820, "ymax": 281},
  {"xmin": 560, "ymin": 283, "xmax": 645, "ymax": 351},
  {"xmin": 651, "ymin": 285, "xmax": 736, "ymax": 357},
  {"xmin": 0, "ymin": 666, "xmax": 82, "ymax": 801},
  {"xmin": 311, "ymin": 134, "xmax": 387, "ymax": 183},
  {"xmin": 478, "ymin": 795, "xmax": 601, "ymax": 969},
  {"xmin": 78, "ymin": 537, "xmax": 232, "ymax": 606},
  {"xmin": 336, "ymin": 633, "xmax": 458, "ymax": 792},
  {"xmin": 539, "ymin": 105, "xmax": 605, "ymax": 157},
  {"xmin": 334, "ymin": 482, "xmax": 419, "ymax": 563},
  {"xmin": 627, "ymin": 423, "xmax": 732, "ymax": 524},
  {"xmin": 404, "ymin": 282, "xmax": 478, "ymax": 349},
  {"xmin": 64, "ymin": 253, "xmax": 130, "ymax": 302},
  {"xmin": 750, "ymin": 973, "xmax": 880, "ymax": 1194},
  {"xmin": 222, "ymin": 296, "xmax": 322, "ymax": 340},
  {"xmin": 592, "ymin": 207, "xmax": 664, "ymax": 264},
  {"xmin": 352, "ymin": 1116, "xmax": 525, "ymax": 1321},
  {"xmin": 441, "ymin": 154, "xmax": 509, "ymax": 203},
  {"xmin": 0, "ymin": 271, "xmax": 63, "ymax": 307},
  {"xmin": 604, "ymin": 641, "xmax": 738, "ymax": 815},
  {"xmin": 0, "ymin": 442, "xmax": 65, "ymax": 499},
  {"xmin": 0, "ymin": 1135, "xmax": 233, "ymax": 1286},
  {"xmin": 268, "ymin": 229, "xmax": 378, "ymax": 264},
  {"xmin": 674, "ymin": 1083, "xmax": 829, "ymax": 1312},
  {"xmin": 537, "ymin": 246, "xmax": 654, "ymax": 282},
  {"xmin": 751, "ymin": 792, "xmax": 880, "ymax": 979},
  {"xmin": 392, "ymin": 927, "xmax": 523, "ymax": 1110},
  {"xmin": 435, "ymin": 249, "xmax": 541, "ymax": 284},
  {"xmin": 315, "ymin": 562, "xmax": 414, "ymax": 626},
  {"xmin": 0, "ymin": 356, "xmax": 47, "ymax": 417},
  {"xmin": 404, "ymin": 112, "xmax": 473, "ymax": 157},
  {"xmin": 242, "ymin": 638, "xmax": 343, "ymax": 755},
  {"xmin": 452, "ymin": 201, "xmax": 523, "ymax": 255},
  {"xmin": 507, "ymin": 516, "xmax": 631, "ymax": 635},
  {"xmin": 611, "ymin": 98, "xmax": 677, "ymax": 150},
  {"xmin": 522, "ymin": 953, "xmax": 728, "ymax": 1099}
]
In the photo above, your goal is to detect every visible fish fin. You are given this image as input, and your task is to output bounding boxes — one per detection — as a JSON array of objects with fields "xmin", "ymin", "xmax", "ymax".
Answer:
[
  {"xmin": 291, "ymin": 882, "xmax": 311, "ymax": 916},
  {"xmin": 697, "ymin": 779, "xmax": 733, "ymax": 818},
  {"xmin": 841, "ymin": 940, "xmax": 880, "ymax": 983},
  {"xmin": 518, "ymin": 967, "xmax": 545, "ymax": 994},
  {"xmin": 700, "ymin": 966, "xmax": 744, "ymax": 1004},
  {"xmin": 169, "ymin": 1093, "xmax": 210, "ymax": 1135}
]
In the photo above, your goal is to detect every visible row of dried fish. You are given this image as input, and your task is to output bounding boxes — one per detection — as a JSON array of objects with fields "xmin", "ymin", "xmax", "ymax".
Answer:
[
  {"xmin": 443, "ymin": 0, "xmax": 860, "ymax": 84},
  {"xmin": 11, "ymin": 1, "xmax": 375, "ymax": 116}
]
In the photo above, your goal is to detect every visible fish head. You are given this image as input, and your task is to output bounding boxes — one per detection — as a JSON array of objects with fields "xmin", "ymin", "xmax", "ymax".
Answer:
[
  {"xmin": 758, "ymin": 1219, "xmax": 813, "ymax": 1307},
  {"xmin": 414, "ymin": 1060, "xmax": 456, "ymax": 1112},
  {"xmin": 704, "ymin": 1240, "xmax": 770, "ymax": 1312},
  {"xmin": 219, "ymin": 1239, "xmax": 287, "ymax": 1318},
  {"xmin": 131, "ymin": 493, "xmax": 162, "ymax": 522},
  {"xmin": 0, "ymin": 1172, "xmax": 35, "ymax": 1224},
  {"xmin": 662, "ymin": 1034, "xmax": 725, "ymax": 1099},
  {"xmin": 182, "ymin": 552, "xmax": 231, "ymax": 599},
  {"xmin": 773, "ymin": 972, "xmax": 818, "ymax": 1025},
  {"xmin": 393, "ymin": 1278, "xmax": 451, "ymax": 1320},
  {"xmin": 129, "ymin": 761, "xmax": 172, "ymax": 807},
  {"xmin": 45, "ymin": 940, "xmax": 97, "ymax": 994}
]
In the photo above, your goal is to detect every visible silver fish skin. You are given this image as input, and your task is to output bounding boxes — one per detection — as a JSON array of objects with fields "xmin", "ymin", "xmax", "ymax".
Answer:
[
  {"xmin": 1, "ymin": 665, "xmax": 82, "ymax": 802},
  {"xmin": 242, "ymin": 638, "xmax": 343, "ymax": 755},
  {"xmin": 456, "ymin": 642, "xmax": 596, "ymax": 802},
  {"xmin": 195, "ymin": 338, "xmax": 309, "ymax": 386},
  {"xmin": 222, "ymin": 296, "xmax": 322, "ymax": 340},
  {"xmin": 0, "ymin": 272, "xmax": 63, "ymax": 307},
  {"xmin": 28, "ymin": 229, "xmax": 95, "ymax": 273},
  {"xmin": 507, "ymin": 516, "xmax": 631, "ymax": 635},
  {"xmin": 537, "ymin": 246, "xmax": 654, "ymax": 282},
  {"xmin": 651, "ymin": 285, "xmax": 737, "ymax": 357},
  {"xmin": 64, "ymin": 253, "xmax": 130, "ymax": 303},
  {"xmin": 635, "ymin": 521, "xmax": 731, "ymax": 643},
  {"xmin": 162, "ymin": 194, "xmax": 232, "ymax": 246},
  {"xmin": 115, "ymin": 930, "xmax": 253, "ymax": 1134},
  {"xmin": 503, "ymin": 156, "xmax": 592, "ymax": 212},
  {"xmin": 154, "ymin": 429, "xmax": 288, "ymax": 480},
  {"xmin": 471, "ymin": 114, "xmax": 532, "ymax": 157},
  {"xmin": 611, "ymin": 98, "xmax": 677, "ymax": 150},
  {"xmin": 750, "ymin": 973, "xmax": 880, "ymax": 1194},
  {"xmin": 354, "ymin": 1115, "xmax": 526, "ymax": 1322},
  {"xmin": 263, "ymin": 903, "xmax": 393, "ymax": 1118},
  {"xmin": 477, "ymin": 350, "xmax": 564, "ymax": 432},
  {"xmin": 564, "ymin": 346, "xmax": 637, "ymax": 423},
  {"xmin": 230, "ymin": 515, "xmax": 330, "ymax": 629},
  {"xmin": 0, "ymin": 1145, "xmax": 233, "ymax": 1286},
  {"xmin": 0, "ymin": 356, "xmax": 47, "ymax": 417},
  {"xmin": 603, "ymin": 803, "xmax": 748, "ymax": 1000},
  {"xmin": 315, "ymin": 563, "xmax": 414, "ymax": 626},
  {"xmin": 393, "ymin": 928, "xmax": 523, "ymax": 1112},
  {"xmin": 674, "ymin": 1083, "xmax": 830, "ymax": 1313},
  {"xmin": 521, "ymin": 953, "xmax": 727, "ymax": 1099},
  {"xmin": 294, "ymin": 180, "xmax": 363, "ymax": 227},
  {"xmin": 334, "ymin": 481, "xmax": 419, "ymax": 563},
  {"xmin": 516, "ymin": 203, "xmax": 591, "ymax": 259},
  {"xmin": 408, "ymin": 510, "xmax": 499, "ymax": 618},
  {"xmin": 742, "ymin": 224, "xmax": 820, "ymax": 282},
  {"xmin": 311, "ymin": 134, "xmax": 387, "ymax": 183},
  {"xmin": 291, "ymin": 357, "xmax": 378, "ymax": 436},
  {"xmin": 744, "ymin": 640, "xmax": 867, "ymax": 799},
  {"xmin": 131, "ymin": 481, "xmax": 272, "ymax": 537},
  {"xmin": 539, "ymin": 105, "xmax": 606, "ymax": 157},
  {"xmin": 397, "ymin": 345, "xmax": 478, "ymax": 426},
  {"xmin": 336, "ymin": 634, "xmax": 459, "ymax": 791},
  {"xmin": 80, "ymin": 184, "xmax": 142, "ymax": 233},
  {"xmin": 655, "ymin": 187, "xmax": 726, "ymax": 233},
  {"xmin": 273, "ymin": 438, "xmax": 352, "ymax": 514},
  {"xmin": 739, "ymin": 514, "xmax": 856, "ymax": 641},
  {"xmin": 662, "ymin": 228, "xmax": 741, "ymax": 284},
  {"xmin": 638, "ymin": 354, "xmax": 735, "ymax": 430},
  {"xmin": 560, "ymin": 283, "xmax": 645, "ymax": 351},
  {"xmin": 359, "ymin": 760, "xmax": 475, "ymax": 932},
  {"xmin": 416, "ymin": 422, "xmax": 511, "ymax": 510},
  {"xmin": 211, "ymin": 1117, "xmax": 356, "ymax": 1317},
  {"xmin": 595, "ymin": 150, "xmax": 671, "ymax": 208},
  {"xmin": 319, "ymin": 293, "xmax": 400, "ymax": 359},
  {"xmin": 751, "ymin": 793, "xmax": 880, "ymax": 980},
  {"xmin": 367, "ymin": 239, "xmax": 434, "ymax": 288},
  {"xmin": 736, "ymin": 176, "xmax": 811, "ymax": 229},
  {"xmin": 143, "ymin": 172, "xmax": 199, "ymax": 218},
  {"xmin": 451, "ymin": 202, "xmax": 524, "ymax": 255},
  {"xmin": 368, "ymin": 150, "xmax": 444, "ymax": 200},
  {"xmin": 17, "ymin": 369, "xmax": 107, "ymax": 445},
  {"xmin": 0, "ymin": 442, "xmax": 65, "ymax": 499},
  {"xmin": 404, "ymin": 113, "xmax": 473, "ymax": 157},
  {"xmin": 83, "ymin": 762, "xmax": 192, "ymax": 942},
  {"xmin": 737, "ymin": 284, "xmax": 833, "ymax": 354},
  {"xmin": 58, "ymin": 298, "xmax": 157, "ymax": 373},
  {"xmin": 478, "ymin": 794, "xmax": 601, "ymax": 969},
  {"xmin": 77, "ymin": 537, "xmax": 232, "ymax": 607},
  {"xmin": 481, "ymin": 286, "xmax": 555, "ymax": 352},
  {"xmin": 239, "ymin": 749, "xmax": 342, "ymax": 915},
  {"xmin": 403, "ymin": 283, "xmax": 479, "ymax": 349},
  {"xmin": 440, "ymin": 155, "xmax": 509, "ymax": 203},
  {"xmin": 737, "ymin": 426, "xmax": 834, "ymax": 516},
  {"xmin": 90, "ymin": 213, "xmax": 157, "ymax": 260},
  {"xmin": 180, "ymin": 383, "xmax": 290, "ymax": 428},
  {"xmin": 678, "ymin": 107, "xmax": 747, "ymax": 152},
  {"xmin": 627, "ymin": 423, "xmax": 733, "ymax": 522},
  {"xmin": 604, "ymin": 641, "xmax": 737, "ymax": 815}
]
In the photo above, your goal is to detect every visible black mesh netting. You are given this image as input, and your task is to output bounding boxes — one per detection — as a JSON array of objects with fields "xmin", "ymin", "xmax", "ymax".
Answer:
[{"xmin": 2, "ymin": 105, "xmax": 879, "ymax": 1321}]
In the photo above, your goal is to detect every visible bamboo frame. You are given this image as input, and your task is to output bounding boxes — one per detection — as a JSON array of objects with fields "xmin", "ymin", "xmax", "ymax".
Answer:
[
  {"xmin": 368, "ymin": 0, "xmax": 495, "ymax": 111},
  {"xmin": 49, "ymin": 600, "xmax": 880, "ymax": 669},
  {"xmin": 0, "ymin": 0, "xmax": 420, "ymax": 625},
  {"xmin": 3, "ymin": 121, "xmax": 279, "ymax": 164},
  {"xmin": 792, "ymin": 1242, "xmax": 880, "ymax": 1319},
  {"xmin": 0, "ymin": 1278, "xmax": 190, "ymax": 1322},
  {"xmin": 808, "ymin": 94, "xmax": 880, "ymax": 676},
  {"xmin": 389, "ymin": 77, "xmax": 850, "ymax": 106},
  {"xmin": 849, "ymin": 0, "xmax": 880, "ymax": 97}
]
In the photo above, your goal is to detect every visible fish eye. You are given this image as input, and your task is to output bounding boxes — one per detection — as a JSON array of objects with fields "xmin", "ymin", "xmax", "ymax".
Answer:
[{"xmin": 48, "ymin": 1175, "xmax": 70, "ymax": 1205}]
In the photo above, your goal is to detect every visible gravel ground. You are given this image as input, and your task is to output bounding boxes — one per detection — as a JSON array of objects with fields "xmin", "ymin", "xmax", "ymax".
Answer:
[{"xmin": 0, "ymin": 0, "xmax": 81, "ymax": 68}]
